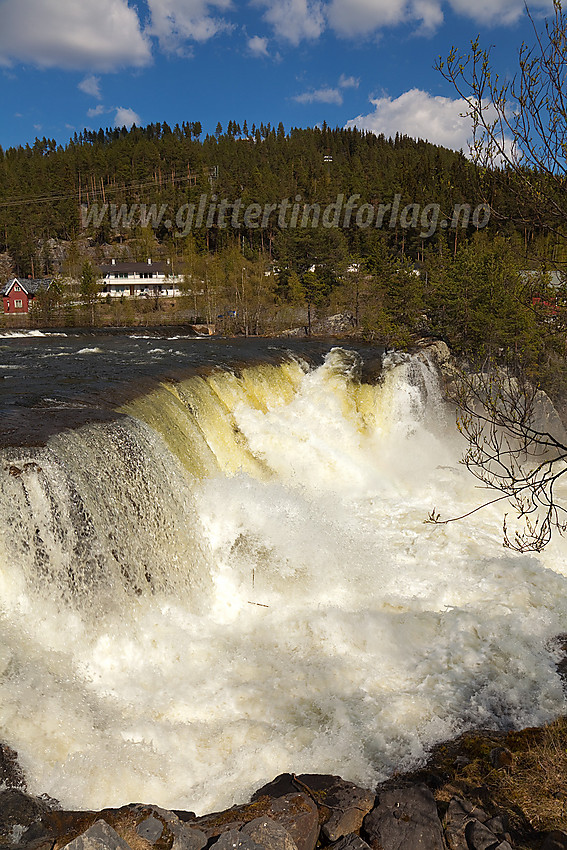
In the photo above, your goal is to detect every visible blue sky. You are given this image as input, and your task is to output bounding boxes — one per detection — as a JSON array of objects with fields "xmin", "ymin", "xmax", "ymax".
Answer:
[{"xmin": 0, "ymin": 0, "xmax": 553, "ymax": 152}]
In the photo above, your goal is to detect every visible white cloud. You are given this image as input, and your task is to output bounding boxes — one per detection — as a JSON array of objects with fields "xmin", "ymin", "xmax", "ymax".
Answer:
[
  {"xmin": 324, "ymin": 0, "xmax": 549, "ymax": 39},
  {"xmin": 147, "ymin": 0, "xmax": 232, "ymax": 49},
  {"xmin": 294, "ymin": 86, "xmax": 343, "ymax": 105},
  {"xmin": 115, "ymin": 106, "xmax": 140, "ymax": 128},
  {"xmin": 346, "ymin": 88, "xmax": 473, "ymax": 150},
  {"xmin": 447, "ymin": 0, "xmax": 551, "ymax": 24},
  {"xmin": 87, "ymin": 105, "xmax": 107, "ymax": 118},
  {"xmin": 258, "ymin": 0, "xmax": 325, "ymax": 44},
  {"xmin": 294, "ymin": 74, "xmax": 362, "ymax": 106},
  {"xmin": 339, "ymin": 74, "xmax": 359, "ymax": 89},
  {"xmin": 0, "ymin": 0, "xmax": 151, "ymax": 71},
  {"xmin": 264, "ymin": 0, "xmax": 551, "ymax": 42},
  {"xmin": 327, "ymin": 0, "xmax": 447, "ymax": 36},
  {"xmin": 248, "ymin": 35, "xmax": 269, "ymax": 56},
  {"xmin": 328, "ymin": 0, "xmax": 406, "ymax": 35},
  {"xmin": 412, "ymin": 0, "xmax": 444, "ymax": 29},
  {"xmin": 78, "ymin": 75, "xmax": 102, "ymax": 99},
  {"xmin": 0, "ymin": 0, "xmax": 553, "ymax": 84}
]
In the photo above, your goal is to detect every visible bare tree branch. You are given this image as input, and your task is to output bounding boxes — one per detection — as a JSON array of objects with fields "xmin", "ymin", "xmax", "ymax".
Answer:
[
  {"xmin": 428, "ymin": 363, "xmax": 567, "ymax": 551},
  {"xmin": 436, "ymin": 1, "xmax": 567, "ymax": 243}
]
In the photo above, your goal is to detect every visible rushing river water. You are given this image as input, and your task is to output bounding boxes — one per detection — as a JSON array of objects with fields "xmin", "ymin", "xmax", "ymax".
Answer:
[{"xmin": 0, "ymin": 329, "xmax": 566, "ymax": 814}]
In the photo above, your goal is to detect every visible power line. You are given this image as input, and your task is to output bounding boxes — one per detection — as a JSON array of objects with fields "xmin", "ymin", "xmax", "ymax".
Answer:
[{"xmin": 0, "ymin": 172, "xmax": 198, "ymax": 211}]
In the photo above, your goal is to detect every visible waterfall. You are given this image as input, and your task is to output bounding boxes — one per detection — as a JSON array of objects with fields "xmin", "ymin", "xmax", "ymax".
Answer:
[{"xmin": 0, "ymin": 348, "xmax": 565, "ymax": 814}]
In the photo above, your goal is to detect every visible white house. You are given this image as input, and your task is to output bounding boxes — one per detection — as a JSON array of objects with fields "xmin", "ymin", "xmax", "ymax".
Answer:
[{"xmin": 98, "ymin": 259, "xmax": 183, "ymax": 298}]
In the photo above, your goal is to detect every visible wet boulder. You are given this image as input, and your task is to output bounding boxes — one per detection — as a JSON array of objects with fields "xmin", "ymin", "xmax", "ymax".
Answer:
[
  {"xmin": 0, "ymin": 789, "xmax": 52, "ymax": 847},
  {"xmin": 328, "ymin": 836, "xmax": 371, "ymax": 850},
  {"xmin": 252, "ymin": 774, "xmax": 375, "ymax": 841},
  {"xmin": 362, "ymin": 784, "xmax": 444, "ymax": 850},
  {"xmin": 212, "ymin": 830, "xmax": 263, "ymax": 850},
  {"xmin": 188, "ymin": 794, "xmax": 318, "ymax": 850},
  {"xmin": 59, "ymin": 821, "xmax": 131, "ymax": 850},
  {"xmin": 241, "ymin": 817, "xmax": 298, "ymax": 850}
]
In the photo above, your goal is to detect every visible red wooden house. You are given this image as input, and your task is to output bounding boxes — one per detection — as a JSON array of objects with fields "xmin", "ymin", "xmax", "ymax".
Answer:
[{"xmin": 2, "ymin": 278, "xmax": 52, "ymax": 314}]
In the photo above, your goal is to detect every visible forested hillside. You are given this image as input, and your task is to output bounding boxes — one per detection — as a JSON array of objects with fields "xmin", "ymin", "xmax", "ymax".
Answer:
[
  {"xmin": 1, "ymin": 121, "xmax": 495, "ymax": 271},
  {"xmin": 1, "ymin": 121, "xmax": 566, "ymax": 390}
]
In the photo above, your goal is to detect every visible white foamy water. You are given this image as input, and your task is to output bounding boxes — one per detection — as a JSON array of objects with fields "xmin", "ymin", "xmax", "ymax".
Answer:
[
  {"xmin": 0, "ymin": 349, "xmax": 566, "ymax": 814},
  {"xmin": 0, "ymin": 330, "xmax": 68, "ymax": 338}
]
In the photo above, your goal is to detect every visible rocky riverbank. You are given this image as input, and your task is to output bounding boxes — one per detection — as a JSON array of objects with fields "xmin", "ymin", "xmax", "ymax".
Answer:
[{"xmin": 2, "ymin": 717, "xmax": 567, "ymax": 850}]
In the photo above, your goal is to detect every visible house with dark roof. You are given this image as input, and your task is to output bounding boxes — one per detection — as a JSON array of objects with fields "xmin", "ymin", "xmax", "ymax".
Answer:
[
  {"xmin": 2, "ymin": 278, "xmax": 52, "ymax": 314},
  {"xmin": 98, "ymin": 259, "xmax": 182, "ymax": 298}
]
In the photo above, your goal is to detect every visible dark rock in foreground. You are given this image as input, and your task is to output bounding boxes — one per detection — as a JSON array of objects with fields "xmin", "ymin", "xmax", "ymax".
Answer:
[
  {"xmin": 0, "ymin": 789, "xmax": 51, "ymax": 848},
  {"xmin": 251, "ymin": 774, "xmax": 375, "ymax": 843},
  {"xmin": 444, "ymin": 797, "xmax": 513, "ymax": 850},
  {"xmin": 185, "ymin": 792, "xmax": 318, "ymax": 850},
  {"xmin": 59, "ymin": 821, "xmax": 131, "ymax": 850},
  {"xmin": 363, "ymin": 784, "xmax": 444, "ymax": 850},
  {"xmin": 541, "ymin": 832, "xmax": 567, "ymax": 850}
]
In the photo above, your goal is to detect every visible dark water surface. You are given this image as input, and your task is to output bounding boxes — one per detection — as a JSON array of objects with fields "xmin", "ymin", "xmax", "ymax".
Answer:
[{"xmin": 0, "ymin": 329, "xmax": 383, "ymax": 447}]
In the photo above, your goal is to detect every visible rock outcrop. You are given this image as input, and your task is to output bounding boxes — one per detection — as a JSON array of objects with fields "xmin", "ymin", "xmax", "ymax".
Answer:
[{"xmin": 282, "ymin": 314, "xmax": 357, "ymax": 337}]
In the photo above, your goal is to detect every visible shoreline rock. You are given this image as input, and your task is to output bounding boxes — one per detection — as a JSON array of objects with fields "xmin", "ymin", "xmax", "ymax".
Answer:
[{"xmin": 3, "ymin": 718, "xmax": 567, "ymax": 850}]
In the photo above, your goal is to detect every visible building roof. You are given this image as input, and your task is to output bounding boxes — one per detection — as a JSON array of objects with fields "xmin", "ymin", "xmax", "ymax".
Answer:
[
  {"xmin": 99, "ymin": 261, "xmax": 168, "ymax": 275},
  {"xmin": 1, "ymin": 277, "xmax": 52, "ymax": 297}
]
